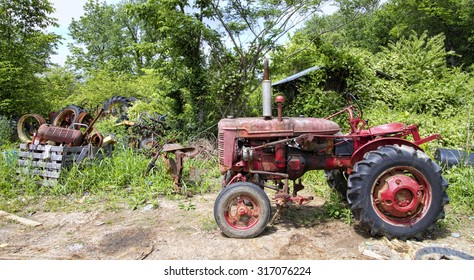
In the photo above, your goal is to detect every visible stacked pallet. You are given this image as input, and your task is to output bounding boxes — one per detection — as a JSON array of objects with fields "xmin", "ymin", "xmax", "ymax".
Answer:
[{"xmin": 17, "ymin": 143, "xmax": 112, "ymax": 185}]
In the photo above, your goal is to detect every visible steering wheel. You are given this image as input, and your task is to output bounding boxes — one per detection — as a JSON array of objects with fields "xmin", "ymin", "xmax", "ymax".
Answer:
[{"xmin": 346, "ymin": 93, "xmax": 363, "ymax": 118}]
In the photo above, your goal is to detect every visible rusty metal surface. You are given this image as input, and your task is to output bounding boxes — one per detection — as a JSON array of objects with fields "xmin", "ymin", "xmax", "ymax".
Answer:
[
  {"xmin": 17, "ymin": 114, "xmax": 47, "ymax": 143},
  {"xmin": 162, "ymin": 143, "xmax": 185, "ymax": 152},
  {"xmin": 159, "ymin": 144, "xmax": 203, "ymax": 195},
  {"xmin": 219, "ymin": 117, "xmax": 340, "ymax": 138},
  {"xmin": 360, "ymin": 122, "xmax": 407, "ymax": 135},
  {"xmin": 36, "ymin": 124, "xmax": 83, "ymax": 146},
  {"xmin": 162, "ymin": 144, "xmax": 202, "ymax": 157}
]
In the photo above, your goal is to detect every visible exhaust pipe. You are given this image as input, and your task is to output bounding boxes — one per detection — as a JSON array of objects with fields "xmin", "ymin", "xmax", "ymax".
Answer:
[{"xmin": 262, "ymin": 59, "xmax": 272, "ymax": 119}]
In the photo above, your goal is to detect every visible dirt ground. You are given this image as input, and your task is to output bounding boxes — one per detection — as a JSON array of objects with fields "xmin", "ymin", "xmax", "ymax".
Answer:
[{"xmin": 1, "ymin": 191, "xmax": 473, "ymax": 260}]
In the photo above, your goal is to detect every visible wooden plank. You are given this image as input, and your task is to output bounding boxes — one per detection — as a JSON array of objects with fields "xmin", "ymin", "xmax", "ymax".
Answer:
[
  {"xmin": 18, "ymin": 152, "xmax": 63, "ymax": 162},
  {"xmin": 17, "ymin": 143, "xmax": 112, "ymax": 186},
  {"xmin": 17, "ymin": 168, "xmax": 61, "ymax": 179},
  {"xmin": 17, "ymin": 159, "xmax": 62, "ymax": 170},
  {"xmin": 63, "ymin": 146, "xmax": 84, "ymax": 154},
  {"xmin": 21, "ymin": 144, "xmax": 64, "ymax": 153},
  {"xmin": 0, "ymin": 211, "xmax": 42, "ymax": 227}
]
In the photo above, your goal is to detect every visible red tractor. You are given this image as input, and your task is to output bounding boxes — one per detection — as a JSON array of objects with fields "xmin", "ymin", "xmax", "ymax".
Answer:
[{"xmin": 213, "ymin": 61, "xmax": 449, "ymax": 240}]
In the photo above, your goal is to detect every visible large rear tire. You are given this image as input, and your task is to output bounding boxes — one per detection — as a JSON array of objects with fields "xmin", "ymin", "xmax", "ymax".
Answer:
[
  {"xmin": 347, "ymin": 144, "xmax": 449, "ymax": 240},
  {"xmin": 103, "ymin": 96, "xmax": 134, "ymax": 118},
  {"xmin": 214, "ymin": 182, "xmax": 271, "ymax": 238}
]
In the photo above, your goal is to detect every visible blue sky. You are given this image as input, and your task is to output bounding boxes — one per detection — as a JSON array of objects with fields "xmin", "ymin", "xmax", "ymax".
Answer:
[{"xmin": 48, "ymin": 0, "xmax": 121, "ymax": 65}]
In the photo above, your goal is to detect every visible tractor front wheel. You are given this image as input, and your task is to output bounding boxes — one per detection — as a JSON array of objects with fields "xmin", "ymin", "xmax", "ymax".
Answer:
[
  {"xmin": 214, "ymin": 182, "xmax": 271, "ymax": 238},
  {"xmin": 347, "ymin": 144, "xmax": 449, "ymax": 240}
]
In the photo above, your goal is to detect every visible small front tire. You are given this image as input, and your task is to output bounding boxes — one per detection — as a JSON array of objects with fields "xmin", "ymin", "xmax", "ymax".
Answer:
[{"xmin": 214, "ymin": 182, "xmax": 271, "ymax": 238}]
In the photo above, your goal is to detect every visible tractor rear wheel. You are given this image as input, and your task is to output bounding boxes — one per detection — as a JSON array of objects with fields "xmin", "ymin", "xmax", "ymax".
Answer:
[
  {"xmin": 214, "ymin": 182, "xmax": 271, "ymax": 238},
  {"xmin": 347, "ymin": 144, "xmax": 449, "ymax": 240},
  {"xmin": 103, "ymin": 96, "xmax": 134, "ymax": 118}
]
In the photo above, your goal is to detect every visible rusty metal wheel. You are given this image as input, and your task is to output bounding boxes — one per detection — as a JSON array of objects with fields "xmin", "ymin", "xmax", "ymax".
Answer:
[
  {"xmin": 72, "ymin": 112, "xmax": 93, "ymax": 130},
  {"xmin": 347, "ymin": 144, "xmax": 449, "ymax": 240},
  {"xmin": 214, "ymin": 182, "xmax": 271, "ymax": 238},
  {"xmin": 140, "ymin": 137, "xmax": 160, "ymax": 151},
  {"xmin": 52, "ymin": 105, "xmax": 84, "ymax": 128},
  {"xmin": 17, "ymin": 114, "xmax": 46, "ymax": 143}
]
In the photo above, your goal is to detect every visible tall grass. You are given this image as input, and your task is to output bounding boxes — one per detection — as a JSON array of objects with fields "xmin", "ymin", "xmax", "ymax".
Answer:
[
  {"xmin": 0, "ymin": 145, "xmax": 221, "ymax": 213},
  {"xmin": 1, "ymin": 141, "xmax": 472, "ymax": 219},
  {"xmin": 444, "ymin": 165, "xmax": 474, "ymax": 214}
]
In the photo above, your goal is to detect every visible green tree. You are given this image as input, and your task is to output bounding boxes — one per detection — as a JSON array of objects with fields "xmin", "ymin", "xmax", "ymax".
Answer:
[
  {"xmin": 209, "ymin": 0, "xmax": 328, "ymax": 116},
  {"xmin": 68, "ymin": 0, "xmax": 155, "ymax": 74},
  {"xmin": 42, "ymin": 66, "xmax": 78, "ymax": 113},
  {"xmin": 306, "ymin": 0, "xmax": 474, "ymax": 67},
  {"xmin": 0, "ymin": 0, "xmax": 61, "ymax": 117},
  {"xmin": 129, "ymin": 0, "xmax": 221, "ymax": 131},
  {"xmin": 381, "ymin": 0, "xmax": 474, "ymax": 67},
  {"xmin": 68, "ymin": 0, "xmax": 219, "ymax": 133}
]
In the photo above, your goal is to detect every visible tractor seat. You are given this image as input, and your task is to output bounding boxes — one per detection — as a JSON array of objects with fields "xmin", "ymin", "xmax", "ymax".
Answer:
[{"xmin": 361, "ymin": 122, "xmax": 406, "ymax": 136}]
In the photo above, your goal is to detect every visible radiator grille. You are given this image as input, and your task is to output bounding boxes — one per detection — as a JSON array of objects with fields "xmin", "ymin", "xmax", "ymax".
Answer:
[{"xmin": 218, "ymin": 131, "xmax": 224, "ymax": 165}]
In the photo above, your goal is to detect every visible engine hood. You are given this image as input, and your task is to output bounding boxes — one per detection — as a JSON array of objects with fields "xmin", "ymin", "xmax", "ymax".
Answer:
[{"xmin": 218, "ymin": 117, "xmax": 340, "ymax": 138}]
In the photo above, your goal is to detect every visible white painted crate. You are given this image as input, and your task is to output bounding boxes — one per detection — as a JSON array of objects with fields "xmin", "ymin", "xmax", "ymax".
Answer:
[{"xmin": 17, "ymin": 143, "xmax": 112, "ymax": 185}]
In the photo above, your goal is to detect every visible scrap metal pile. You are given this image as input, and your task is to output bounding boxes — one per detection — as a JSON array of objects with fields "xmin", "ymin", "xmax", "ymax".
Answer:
[
  {"xmin": 14, "ymin": 99, "xmax": 121, "ymax": 185},
  {"xmin": 16, "ymin": 96, "xmax": 137, "ymax": 147},
  {"xmin": 15, "ymin": 96, "xmax": 202, "ymax": 192}
]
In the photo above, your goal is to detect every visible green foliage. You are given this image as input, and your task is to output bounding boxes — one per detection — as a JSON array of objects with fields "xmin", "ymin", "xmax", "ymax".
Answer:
[
  {"xmin": 0, "ymin": 115, "xmax": 12, "ymax": 145},
  {"xmin": 130, "ymin": 0, "xmax": 222, "ymax": 132},
  {"xmin": 68, "ymin": 0, "xmax": 153, "ymax": 73},
  {"xmin": 307, "ymin": 0, "xmax": 474, "ymax": 67},
  {"xmin": 324, "ymin": 192, "xmax": 352, "ymax": 223},
  {"xmin": 42, "ymin": 66, "xmax": 78, "ymax": 113},
  {"xmin": 381, "ymin": 0, "xmax": 474, "ymax": 67},
  {"xmin": 444, "ymin": 165, "xmax": 474, "ymax": 214},
  {"xmin": 367, "ymin": 32, "xmax": 472, "ymax": 118},
  {"xmin": 271, "ymin": 35, "xmax": 374, "ymax": 118},
  {"xmin": 0, "ymin": 0, "xmax": 61, "ymax": 117},
  {"xmin": 374, "ymin": 32, "xmax": 450, "ymax": 84},
  {"xmin": 178, "ymin": 201, "xmax": 196, "ymax": 211},
  {"xmin": 65, "ymin": 69, "xmax": 173, "ymax": 114}
]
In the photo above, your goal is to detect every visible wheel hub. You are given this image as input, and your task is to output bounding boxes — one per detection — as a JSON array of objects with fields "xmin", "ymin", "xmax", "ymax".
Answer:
[
  {"xmin": 375, "ymin": 173, "xmax": 423, "ymax": 218},
  {"xmin": 226, "ymin": 197, "xmax": 260, "ymax": 229}
]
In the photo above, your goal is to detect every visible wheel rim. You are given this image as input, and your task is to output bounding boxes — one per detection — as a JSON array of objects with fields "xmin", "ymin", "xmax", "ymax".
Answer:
[
  {"xmin": 224, "ymin": 194, "xmax": 262, "ymax": 230},
  {"xmin": 73, "ymin": 112, "xmax": 92, "ymax": 130},
  {"xmin": 372, "ymin": 167, "xmax": 432, "ymax": 226},
  {"xmin": 17, "ymin": 114, "xmax": 46, "ymax": 143},
  {"xmin": 53, "ymin": 109, "xmax": 78, "ymax": 128}
]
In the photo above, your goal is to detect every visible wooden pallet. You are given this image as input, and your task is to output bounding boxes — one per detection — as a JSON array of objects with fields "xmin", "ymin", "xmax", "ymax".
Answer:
[{"xmin": 17, "ymin": 143, "xmax": 112, "ymax": 185}]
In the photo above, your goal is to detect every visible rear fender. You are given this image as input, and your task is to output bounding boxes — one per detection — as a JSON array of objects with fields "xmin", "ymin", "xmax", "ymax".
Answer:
[{"xmin": 351, "ymin": 138, "xmax": 422, "ymax": 165}]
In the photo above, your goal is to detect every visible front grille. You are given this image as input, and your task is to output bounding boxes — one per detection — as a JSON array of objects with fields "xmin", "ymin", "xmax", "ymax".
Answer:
[{"xmin": 218, "ymin": 131, "xmax": 224, "ymax": 165}]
